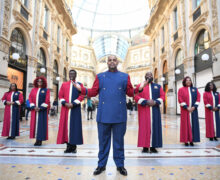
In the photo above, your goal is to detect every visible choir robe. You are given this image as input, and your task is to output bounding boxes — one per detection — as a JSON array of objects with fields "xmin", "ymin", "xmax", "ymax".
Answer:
[
  {"xmin": 203, "ymin": 91, "xmax": 220, "ymax": 138},
  {"xmin": 57, "ymin": 80, "xmax": 85, "ymax": 145},
  {"xmin": 178, "ymin": 86, "xmax": 201, "ymax": 143},
  {"xmin": 134, "ymin": 83, "xmax": 165, "ymax": 148},
  {"xmin": 80, "ymin": 71, "xmax": 135, "ymax": 167},
  {"xmin": 1, "ymin": 91, "xmax": 23, "ymax": 137},
  {"xmin": 29, "ymin": 88, "xmax": 50, "ymax": 141}
]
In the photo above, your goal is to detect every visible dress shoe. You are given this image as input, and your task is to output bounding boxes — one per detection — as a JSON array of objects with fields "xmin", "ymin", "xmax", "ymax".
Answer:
[
  {"xmin": 150, "ymin": 147, "xmax": 158, "ymax": 153},
  {"xmin": 7, "ymin": 136, "xmax": 12, "ymax": 139},
  {"xmin": 190, "ymin": 142, "xmax": 194, "ymax": 146},
  {"xmin": 214, "ymin": 137, "xmax": 218, "ymax": 141},
  {"xmin": 34, "ymin": 140, "xmax": 42, "ymax": 146},
  {"xmin": 117, "ymin": 167, "xmax": 127, "ymax": 176},
  {"xmin": 93, "ymin": 167, "xmax": 106, "ymax": 175},
  {"xmin": 185, "ymin": 143, "xmax": 189, "ymax": 146},
  {"xmin": 142, "ymin": 147, "xmax": 149, "ymax": 153},
  {"xmin": 64, "ymin": 144, "xmax": 77, "ymax": 153},
  {"xmin": 10, "ymin": 136, "xmax": 15, "ymax": 139},
  {"xmin": 209, "ymin": 138, "xmax": 213, "ymax": 141}
]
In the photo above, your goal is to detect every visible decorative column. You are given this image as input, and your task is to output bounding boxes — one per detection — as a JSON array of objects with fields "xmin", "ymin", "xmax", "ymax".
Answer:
[{"xmin": 0, "ymin": 0, "xmax": 12, "ymax": 120}]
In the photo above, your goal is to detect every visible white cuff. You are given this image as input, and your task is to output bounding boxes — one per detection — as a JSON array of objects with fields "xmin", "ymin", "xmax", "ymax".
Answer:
[
  {"xmin": 218, "ymin": 104, "xmax": 220, "ymax": 107},
  {"xmin": 60, "ymin": 98, "xmax": 65, "ymax": 104},
  {"xmin": 205, "ymin": 104, "xmax": 211, "ymax": 108},
  {"xmin": 74, "ymin": 99, "xmax": 80, "ymax": 104},
  {"xmin": 138, "ymin": 98, "xmax": 145, "ymax": 104},
  {"xmin": 15, "ymin": 101, "xmax": 20, "ymax": 105},
  {"xmin": 180, "ymin": 102, "xmax": 186, "ymax": 106},
  {"xmin": 41, "ymin": 103, "xmax": 48, "ymax": 108},
  {"xmin": 30, "ymin": 103, "xmax": 35, "ymax": 107},
  {"xmin": 156, "ymin": 98, "xmax": 163, "ymax": 104},
  {"xmin": 195, "ymin": 101, "xmax": 200, "ymax": 105},
  {"xmin": 2, "ymin": 100, "xmax": 6, "ymax": 103}
]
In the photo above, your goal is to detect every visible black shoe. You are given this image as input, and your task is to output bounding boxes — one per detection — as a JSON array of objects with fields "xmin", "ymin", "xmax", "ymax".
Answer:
[
  {"xmin": 93, "ymin": 167, "xmax": 106, "ymax": 175},
  {"xmin": 34, "ymin": 140, "xmax": 42, "ymax": 146},
  {"xmin": 10, "ymin": 136, "xmax": 15, "ymax": 139},
  {"xmin": 117, "ymin": 167, "xmax": 127, "ymax": 176},
  {"xmin": 185, "ymin": 143, "xmax": 189, "ymax": 146},
  {"xmin": 150, "ymin": 147, "xmax": 158, "ymax": 153},
  {"xmin": 142, "ymin": 147, "xmax": 149, "ymax": 153},
  {"xmin": 214, "ymin": 137, "xmax": 218, "ymax": 141},
  {"xmin": 7, "ymin": 136, "xmax": 12, "ymax": 139},
  {"xmin": 210, "ymin": 138, "xmax": 214, "ymax": 141},
  {"xmin": 190, "ymin": 142, "xmax": 194, "ymax": 146},
  {"xmin": 64, "ymin": 144, "xmax": 77, "ymax": 153}
]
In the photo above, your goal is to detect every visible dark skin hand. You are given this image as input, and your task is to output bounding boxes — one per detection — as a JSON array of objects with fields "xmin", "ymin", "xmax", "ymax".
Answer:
[{"xmin": 139, "ymin": 72, "xmax": 156, "ymax": 106}]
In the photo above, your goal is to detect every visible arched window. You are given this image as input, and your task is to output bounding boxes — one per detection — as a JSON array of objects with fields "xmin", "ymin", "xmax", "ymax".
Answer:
[
  {"xmin": 9, "ymin": 28, "xmax": 27, "ymax": 70},
  {"xmin": 194, "ymin": 29, "xmax": 210, "ymax": 55},
  {"xmin": 163, "ymin": 61, "xmax": 168, "ymax": 84},
  {"xmin": 154, "ymin": 68, "xmax": 158, "ymax": 83},
  {"xmin": 53, "ymin": 60, "xmax": 58, "ymax": 74},
  {"xmin": 53, "ymin": 60, "xmax": 59, "ymax": 83},
  {"xmin": 37, "ymin": 48, "xmax": 46, "ymax": 66},
  {"xmin": 10, "ymin": 28, "xmax": 26, "ymax": 56},
  {"xmin": 163, "ymin": 61, "xmax": 168, "ymax": 74},
  {"xmin": 63, "ymin": 68, "xmax": 67, "ymax": 82},
  {"xmin": 175, "ymin": 49, "xmax": 183, "ymax": 67},
  {"xmin": 36, "ymin": 48, "xmax": 47, "ymax": 77}
]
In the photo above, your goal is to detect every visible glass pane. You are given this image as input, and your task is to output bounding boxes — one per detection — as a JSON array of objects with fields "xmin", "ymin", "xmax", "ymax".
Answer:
[
  {"xmin": 175, "ymin": 49, "xmax": 183, "ymax": 67},
  {"xmin": 194, "ymin": 29, "xmax": 210, "ymax": 55}
]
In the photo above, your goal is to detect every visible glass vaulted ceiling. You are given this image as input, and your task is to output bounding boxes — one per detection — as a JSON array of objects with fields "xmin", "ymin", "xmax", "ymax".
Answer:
[{"xmin": 71, "ymin": 0, "xmax": 149, "ymax": 61}]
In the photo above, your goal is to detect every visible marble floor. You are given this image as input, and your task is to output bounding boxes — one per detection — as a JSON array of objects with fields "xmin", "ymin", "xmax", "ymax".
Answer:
[{"xmin": 0, "ymin": 110, "xmax": 220, "ymax": 180}]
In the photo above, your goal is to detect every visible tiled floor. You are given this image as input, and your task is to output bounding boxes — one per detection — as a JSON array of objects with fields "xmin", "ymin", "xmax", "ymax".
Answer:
[{"xmin": 0, "ymin": 110, "xmax": 220, "ymax": 180}]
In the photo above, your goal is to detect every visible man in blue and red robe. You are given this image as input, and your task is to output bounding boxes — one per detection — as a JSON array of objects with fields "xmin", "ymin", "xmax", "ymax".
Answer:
[
  {"xmin": 57, "ymin": 69, "xmax": 85, "ymax": 153},
  {"xmin": 74, "ymin": 55, "xmax": 137, "ymax": 176},
  {"xmin": 135, "ymin": 72, "xmax": 165, "ymax": 153}
]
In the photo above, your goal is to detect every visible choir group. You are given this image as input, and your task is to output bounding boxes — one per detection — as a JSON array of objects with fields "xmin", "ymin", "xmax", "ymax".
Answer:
[{"xmin": 1, "ymin": 55, "xmax": 219, "ymax": 176}]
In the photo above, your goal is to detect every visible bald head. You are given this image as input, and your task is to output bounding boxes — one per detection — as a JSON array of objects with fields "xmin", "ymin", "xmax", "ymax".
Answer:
[{"xmin": 107, "ymin": 55, "xmax": 119, "ymax": 72}]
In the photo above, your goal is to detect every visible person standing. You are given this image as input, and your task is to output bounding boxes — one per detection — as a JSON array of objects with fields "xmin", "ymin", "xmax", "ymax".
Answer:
[
  {"xmin": 1, "ymin": 83, "xmax": 23, "ymax": 139},
  {"xmin": 87, "ymin": 97, "xmax": 93, "ymax": 120},
  {"xmin": 134, "ymin": 72, "xmax": 165, "ymax": 153},
  {"xmin": 29, "ymin": 76, "xmax": 50, "ymax": 146},
  {"xmin": 57, "ymin": 69, "xmax": 85, "ymax": 153},
  {"xmin": 74, "ymin": 55, "xmax": 139, "ymax": 176},
  {"xmin": 203, "ymin": 82, "xmax": 220, "ymax": 141},
  {"xmin": 127, "ymin": 99, "xmax": 133, "ymax": 115},
  {"xmin": 25, "ymin": 99, "xmax": 30, "ymax": 120},
  {"xmin": 178, "ymin": 76, "xmax": 201, "ymax": 146}
]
